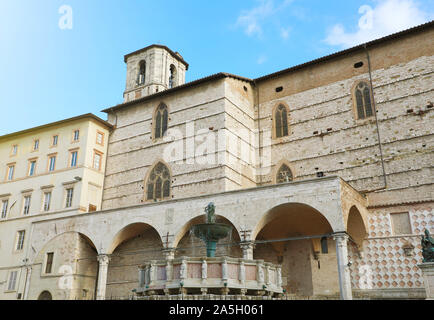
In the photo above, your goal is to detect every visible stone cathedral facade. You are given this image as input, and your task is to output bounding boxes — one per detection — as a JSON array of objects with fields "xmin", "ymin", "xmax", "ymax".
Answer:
[{"xmin": 0, "ymin": 22, "xmax": 433, "ymax": 300}]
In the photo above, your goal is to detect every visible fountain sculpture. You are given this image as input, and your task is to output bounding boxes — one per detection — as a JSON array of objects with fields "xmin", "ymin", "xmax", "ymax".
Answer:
[
  {"xmin": 136, "ymin": 203, "xmax": 284, "ymax": 299},
  {"xmin": 191, "ymin": 202, "xmax": 232, "ymax": 257}
]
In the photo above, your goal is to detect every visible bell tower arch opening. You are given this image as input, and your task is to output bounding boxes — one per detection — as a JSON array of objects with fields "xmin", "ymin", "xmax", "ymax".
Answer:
[{"xmin": 123, "ymin": 44, "xmax": 189, "ymax": 102}]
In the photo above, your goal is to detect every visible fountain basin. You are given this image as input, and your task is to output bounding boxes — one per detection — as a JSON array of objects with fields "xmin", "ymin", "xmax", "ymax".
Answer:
[
  {"xmin": 136, "ymin": 256, "xmax": 283, "ymax": 298},
  {"xmin": 192, "ymin": 223, "xmax": 232, "ymax": 257}
]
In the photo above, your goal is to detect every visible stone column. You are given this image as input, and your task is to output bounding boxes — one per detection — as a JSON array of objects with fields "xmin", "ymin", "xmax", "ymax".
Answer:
[
  {"xmin": 333, "ymin": 233, "xmax": 353, "ymax": 300},
  {"xmin": 96, "ymin": 254, "xmax": 110, "ymax": 300},
  {"xmin": 240, "ymin": 241, "xmax": 255, "ymax": 260},
  {"xmin": 418, "ymin": 262, "xmax": 434, "ymax": 300}
]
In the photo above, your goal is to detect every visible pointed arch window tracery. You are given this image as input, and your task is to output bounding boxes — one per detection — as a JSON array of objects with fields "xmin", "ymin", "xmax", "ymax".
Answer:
[
  {"xmin": 275, "ymin": 104, "xmax": 289, "ymax": 138},
  {"xmin": 154, "ymin": 104, "xmax": 168, "ymax": 139},
  {"xmin": 276, "ymin": 164, "xmax": 293, "ymax": 183},
  {"xmin": 146, "ymin": 162, "xmax": 171, "ymax": 201},
  {"xmin": 354, "ymin": 81, "xmax": 373, "ymax": 120}
]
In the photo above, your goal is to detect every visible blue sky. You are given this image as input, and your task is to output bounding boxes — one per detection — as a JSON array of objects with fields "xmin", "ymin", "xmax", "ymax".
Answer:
[{"xmin": 0, "ymin": 0, "xmax": 433, "ymax": 135}]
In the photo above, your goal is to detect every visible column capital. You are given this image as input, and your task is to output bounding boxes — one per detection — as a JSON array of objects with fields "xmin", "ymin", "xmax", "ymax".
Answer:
[
  {"xmin": 240, "ymin": 241, "xmax": 255, "ymax": 249},
  {"xmin": 97, "ymin": 254, "xmax": 111, "ymax": 265},
  {"xmin": 333, "ymin": 232, "xmax": 349, "ymax": 241},
  {"xmin": 240, "ymin": 241, "xmax": 255, "ymax": 260},
  {"xmin": 162, "ymin": 248, "xmax": 176, "ymax": 260}
]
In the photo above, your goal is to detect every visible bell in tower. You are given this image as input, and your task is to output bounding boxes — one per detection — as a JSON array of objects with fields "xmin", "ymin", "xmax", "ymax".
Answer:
[{"xmin": 123, "ymin": 45, "xmax": 189, "ymax": 102}]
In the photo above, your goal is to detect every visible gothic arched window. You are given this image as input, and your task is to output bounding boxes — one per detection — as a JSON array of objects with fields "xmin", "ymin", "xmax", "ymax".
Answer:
[
  {"xmin": 169, "ymin": 65, "xmax": 177, "ymax": 89},
  {"xmin": 276, "ymin": 164, "xmax": 293, "ymax": 183},
  {"xmin": 274, "ymin": 104, "xmax": 289, "ymax": 138},
  {"xmin": 137, "ymin": 61, "xmax": 146, "ymax": 86},
  {"xmin": 146, "ymin": 162, "xmax": 171, "ymax": 200},
  {"xmin": 353, "ymin": 81, "xmax": 373, "ymax": 120},
  {"xmin": 154, "ymin": 103, "xmax": 168, "ymax": 139}
]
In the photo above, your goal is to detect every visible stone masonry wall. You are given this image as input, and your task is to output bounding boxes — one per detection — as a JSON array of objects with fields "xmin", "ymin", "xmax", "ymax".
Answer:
[{"xmin": 348, "ymin": 204, "xmax": 433, "ymax": 295}]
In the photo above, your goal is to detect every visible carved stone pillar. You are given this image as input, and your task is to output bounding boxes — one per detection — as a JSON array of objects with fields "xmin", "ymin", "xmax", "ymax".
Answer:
[
  {"xmin": 239, "ymin": 261, "xmax": 246, "ymax": 285},
  {"xmin": 265, "ymin": 264, "xmax": 271, "ymax": 286},
  {"xmin": 240, "ymin": 241, "xmax": 255, "ymax": 260},
  {"xmin": 257, "ymin": 261, "xmax": 265, "ymax": 284},
  {"xmin": 144, "ymin": 264, "xmax": 150, "ymax": 287},
  {"xmin": 333, "ymin": 233, "xmax": 353, "ymax": 300},
  {"xmin": 149, "ymin": 261, "xmax": 156, "ymax": 285},
  {"xmin": 276, "ymin": 266, "xmax": 282, "ymax": 288},
  {"xmin": 166, "ymin": 260, "xmax": 173, "ymax": 282},
  {"xmin": 162, "ymin": 248, "xmax": 176, "ymax": 260},
  {"xmin": 96, "ymin": 254, "xmax": 110, "ymax": 300},
  {"xmin": 138, "ymin": 266, "xmax": 145, "ymax": 288},
  {"xmin": 201, "ymin": 259, "xmax": 207, "ymax": 282},
  {"xmin": 222, "ymin": 258, "xmax": 228, "ymax": 281},
  {"xmin": 180, "ymin": 259, "xmax": 187, "ymax": 280}
]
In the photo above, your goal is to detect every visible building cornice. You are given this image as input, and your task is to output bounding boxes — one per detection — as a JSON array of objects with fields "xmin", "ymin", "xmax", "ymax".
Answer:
[
  {"xmin": 123, "ymin": 44, "xmax": 189, "ymax": 69},
  {"xmin": 0, "ymin": 113, "xmax": 114, "ymax": 141}
]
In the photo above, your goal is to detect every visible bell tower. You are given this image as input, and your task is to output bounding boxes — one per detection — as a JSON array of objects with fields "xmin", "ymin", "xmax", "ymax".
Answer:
[{"xmin": 123, "ymin": 45, "xmax": 189, "ymax": 102}]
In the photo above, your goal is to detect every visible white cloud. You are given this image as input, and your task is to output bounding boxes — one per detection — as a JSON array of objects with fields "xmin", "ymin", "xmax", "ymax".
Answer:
[
  {"xmin": 257, "ymin": 55, "xmax": 268, "ymax": 64},
  {"xmin": 325, "ymin": 0, "xmax": 432, "ymax": 48},
  {"xmin": 236, "ymin": 0, "xmax": 294, "ymax": 38},
  {"xmin": 280, "ymin": 27, "xmax": 291, "ymax": 40}
]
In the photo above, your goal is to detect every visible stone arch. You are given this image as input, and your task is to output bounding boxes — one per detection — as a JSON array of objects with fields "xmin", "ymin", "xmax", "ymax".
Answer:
[
  {"xmin": 29, "ymin": 231, "xmax": 98, "ymax": 300},
  {"xmin": 252, "ymin": 202, "xmax": 338, "ymax": 296},
  {"xmin": 143, "ymin": 160, "xmax": 172, "ymax": 202},
  {"xmin": 252, "ymin": 202, "xmax": 336, "ymax": 241},
  {"xmin": 137, "ymin": 60, "xmax": 146, "ymax": 85},
  {"xmin": 34, "ymin": 231, "xmax": 98, "ymax": 263},
  {"xmin": 106, "ymin": 222, "xmax": 164, "ymax": 298},
  {"xmin": 107, "ymin": 222, "xmax": 163, "ymax": 255},
  {"xmin": 169, "ymin": 64, "xmax": 177, "ymax": 88},
  {"xmin": 38, "ymin": 290, "xmax": 52, "ymax": 300},
  {"xmin": 346, "ymin": 205, "xmax": 368, "ymax": 249},
  {"xmin": 173, "ymin": 214, "xmax": 242, "ymax": 258}
]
